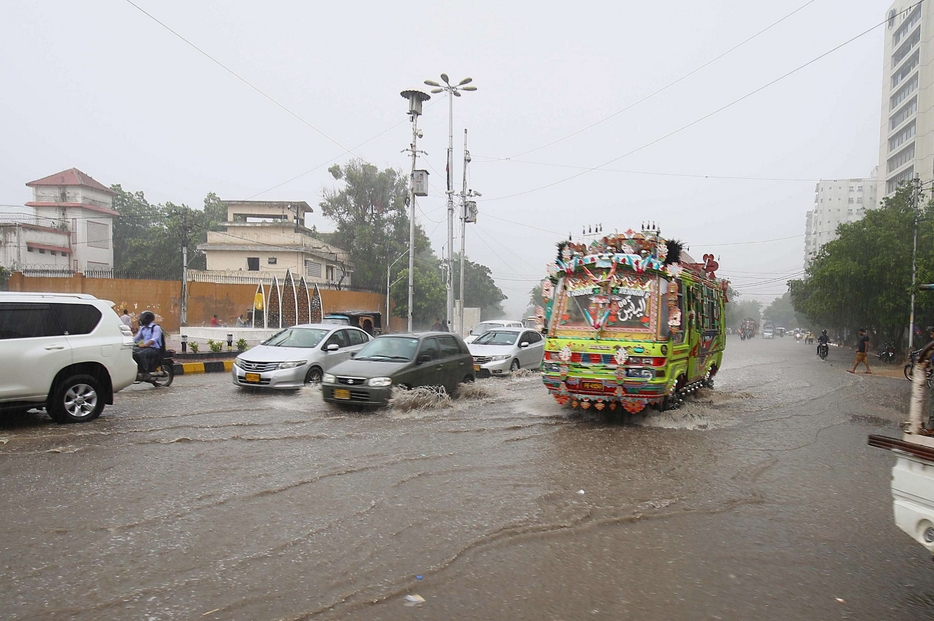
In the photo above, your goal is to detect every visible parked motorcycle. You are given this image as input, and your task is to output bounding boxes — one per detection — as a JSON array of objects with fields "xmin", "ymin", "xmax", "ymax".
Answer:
[
  {"xmin": 877, "ymin": 342, "xmax": 896, "ymax": 365},
  {"xmin": 817, "ymin": 343, "xmax": 829, "ymax": 360},
  {"xmin": 904, "ymin": 349, "xmax": 934, "ymax": 387},
  {"xmin": 134, "ymin": 348, "xmax": 175, "ymax": 387}
]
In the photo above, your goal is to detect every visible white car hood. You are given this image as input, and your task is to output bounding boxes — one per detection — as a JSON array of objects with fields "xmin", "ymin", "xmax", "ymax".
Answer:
[
  {"xmin": 239, "ymin": 345, "xmax": 320, "ymax": 363},
  {"xmin": 468, "ymin": 343, "xmax": 517, "ymax": 357}
]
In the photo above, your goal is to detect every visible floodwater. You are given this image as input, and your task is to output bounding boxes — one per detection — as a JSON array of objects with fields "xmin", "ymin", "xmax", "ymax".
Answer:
[{"xmin": 0, "ymin": 337, "xmax": 931, "ymax": 620}]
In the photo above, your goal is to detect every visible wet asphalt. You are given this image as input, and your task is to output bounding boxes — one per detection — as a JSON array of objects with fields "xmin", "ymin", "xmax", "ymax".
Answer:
[{"xmin": 0, "ymin": 336, "xmax": 932, "ymax": 620}]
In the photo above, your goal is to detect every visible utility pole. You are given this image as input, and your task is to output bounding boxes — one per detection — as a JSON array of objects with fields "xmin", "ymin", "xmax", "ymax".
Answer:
[
  {"xmin": 178, "ymin": 207, "xmax": 192, "ymax": 328},
  {"xmin": 908, "ymin": 173, "xmax": 923, "ymax": 349},
  {"xmin": 424, "ymin": 75, "xmax": 477, "ymax": 330},
  {"xmin": 458, "ymin": 128, "xmax": 480, "ymax": 337},
  {"xmin": 401, "ymin": 89, "xmax": 430, "ymax": 332}
]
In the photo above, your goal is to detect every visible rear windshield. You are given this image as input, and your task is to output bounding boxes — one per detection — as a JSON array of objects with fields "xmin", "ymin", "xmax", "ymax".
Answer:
[{"xmin": 473, "ymin": 322, "xmax": 503, "ymax": 336}]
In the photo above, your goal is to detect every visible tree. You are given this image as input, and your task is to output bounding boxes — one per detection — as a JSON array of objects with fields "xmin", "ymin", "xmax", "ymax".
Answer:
[
  {"xmin": 524, "ymin": 282, "xmax": 544, "ymax": 318},
  {"xmin": 725, "ymin": 297, "xmax": 762, "ymax": 328},
  {"xmin": 790, "ymin": 184, "xmax": 934, "ymax": 347},
  {"xmin": 762, "ymin": 292, "xmax": 799, "ymax": 328},
  {"xmin": 390, "ymin": 263, "xmax": 446, "ymax": 326},
  {"xmin": 320, "ymin": 161, "xmax": 432, "ymax": 293},
  {"xmin": 453, "ymin": 254, "xmax": 507, "ymax": 320}
]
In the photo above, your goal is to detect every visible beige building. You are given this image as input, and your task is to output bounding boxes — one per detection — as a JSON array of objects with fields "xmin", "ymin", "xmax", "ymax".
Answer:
[
  {"xmin": 0, "ymin": 168, "xmax": 116, "ymax": 272},
  {"xmin": 878, "ymin": 1, "xmax": 934, "ymax": 197},
  {"xmin": 198, "ymin": 200, "xmax": 353, "ymax": 287},
  {"xmin": 803, "ymin": 176, "xmax": 878, "ymax": 268}
]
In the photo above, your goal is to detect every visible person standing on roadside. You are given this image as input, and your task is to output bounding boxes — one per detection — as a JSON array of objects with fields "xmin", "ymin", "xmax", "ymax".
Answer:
[
  {"xmin": 120, "ymin": 309, "xmax": 132, "ymax": 328},
  {"xmin": 847, "ymin": 328, "xmax": 872, "ymax": 374}
]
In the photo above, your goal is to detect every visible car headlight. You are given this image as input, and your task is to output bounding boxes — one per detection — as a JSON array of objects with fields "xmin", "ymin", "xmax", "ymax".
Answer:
[
  {"xmin": 491, "ymin": 354, "xmax": 511, "ymax": 361},
  {"xmin": 234, "ymin": 357, "xmax": 243, "ymax": 368},
  {"xmin": 322, "ymin": 373, "xmax": 336, "ymax": 384},
  {"xmin": 368, "ymin": 377, "xmax": 392, "ymax": 387},
  {"xmin": 278, "ymin": 360, "xmax": 307, "ymax": 369}
]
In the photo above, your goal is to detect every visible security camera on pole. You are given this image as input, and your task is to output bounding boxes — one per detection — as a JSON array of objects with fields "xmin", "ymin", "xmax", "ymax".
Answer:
[
  {"xmin": 400, "ymin": 89, "xmax": 431, "ymax": 332},
  {"xmin": 424, "ymin": 74, "xmax": 477, "ymax": 330}
]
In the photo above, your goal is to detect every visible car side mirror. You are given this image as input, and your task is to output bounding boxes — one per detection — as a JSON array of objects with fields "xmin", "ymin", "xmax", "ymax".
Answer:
[
  {"xmin": 350, "ymin": 352, "xmax": 356, "ymax": 358},
  {"xmin": 326, "ymin": 343, "xmax": 339, "ymax": 352},
  {"xmin": 520, "ymin": 342, "xmax": 530, "ymax": 348},
  {"xmin": 417, "ymin": 354, "xmax": 432, "ymax": 364}
]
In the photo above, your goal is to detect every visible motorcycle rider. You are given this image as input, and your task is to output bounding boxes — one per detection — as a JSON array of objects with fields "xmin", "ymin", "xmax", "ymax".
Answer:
[
  {"xmin": 817, "ymin": 330, "xmax": 830, "ymax": 356},
  {"xmin": 133, "ymin": 310, "xmax": 163, "ymax": 381}
]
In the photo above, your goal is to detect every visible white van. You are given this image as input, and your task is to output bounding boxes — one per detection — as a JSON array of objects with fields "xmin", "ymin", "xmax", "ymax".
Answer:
[{"xmin": 0, "ymin": 292, "xmax": 137, "ymax": 423}]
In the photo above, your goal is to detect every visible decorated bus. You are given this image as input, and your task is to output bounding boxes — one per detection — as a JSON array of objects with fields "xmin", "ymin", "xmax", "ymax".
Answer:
[{"xmin": 540, "ymin": 225, "xmax": 728, "ymax": 413}]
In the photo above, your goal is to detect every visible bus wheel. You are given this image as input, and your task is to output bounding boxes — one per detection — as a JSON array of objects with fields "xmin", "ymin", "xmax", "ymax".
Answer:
[
  {"xmin": 663, "ymin": 376, "xmax": 686, "ymax": 410},
  {"xmin": 705, "ymin": 367, "xmax": 716, "ymax": 389}
]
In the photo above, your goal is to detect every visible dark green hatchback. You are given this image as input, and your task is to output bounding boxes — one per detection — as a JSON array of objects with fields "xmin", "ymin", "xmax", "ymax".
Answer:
[{"xmin": 321, "ymin": 332, "xmax": 475, "ymax": 406}]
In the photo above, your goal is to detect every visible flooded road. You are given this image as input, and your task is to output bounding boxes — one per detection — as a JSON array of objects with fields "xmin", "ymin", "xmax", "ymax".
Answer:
[{"xmin": 1, "ymin": 336, "xmax": 931, "ymax": 620}]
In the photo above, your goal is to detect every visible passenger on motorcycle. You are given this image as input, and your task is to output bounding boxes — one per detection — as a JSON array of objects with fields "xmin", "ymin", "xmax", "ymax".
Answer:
[
  {"xmin": 817, "ymin": 330, "xmax": 830, "ymax": 355},
  {"xmin": 133, "ymin": 310, "xmax": 163, "ymax": 381}
]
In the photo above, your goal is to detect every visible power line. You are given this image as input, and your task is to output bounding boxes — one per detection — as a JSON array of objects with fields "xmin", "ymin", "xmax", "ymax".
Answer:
[
  {"xmin": 123, "ymin": 0, "xmax": 356, "ymax": 156},
  {"xmin": 504, "ymin": 0, "xmax": 818, "ymax": 159},
  {"xmin": 484, "ymin": 9, "xmax": 904, "ymax": 203}
]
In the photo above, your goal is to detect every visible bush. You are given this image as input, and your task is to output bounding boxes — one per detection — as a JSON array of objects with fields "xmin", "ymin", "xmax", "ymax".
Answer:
[
  {"xmin": 207, "ymin": 339, "xmax": 223, "ymax": 353},
  {"xmin": 236, "ymin": 338, "xmax": 248, "ymax": 352},
  {"xmin": 189, "ymin": 341, "xmax": 199, "ymax": 353}
]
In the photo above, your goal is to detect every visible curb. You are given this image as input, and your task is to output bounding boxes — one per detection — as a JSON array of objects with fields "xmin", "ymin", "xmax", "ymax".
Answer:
[{"xmin": 172, "ymin": 360, "xmax": 234, "ymax": 376}]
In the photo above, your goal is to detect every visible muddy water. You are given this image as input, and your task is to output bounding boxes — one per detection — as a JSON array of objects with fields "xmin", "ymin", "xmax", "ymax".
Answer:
[{"xmin": 0, "ymin": 337, "xmax": 930, "ymax": 620}]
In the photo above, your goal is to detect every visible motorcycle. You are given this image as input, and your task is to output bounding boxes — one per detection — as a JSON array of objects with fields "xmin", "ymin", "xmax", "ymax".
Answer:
[
  {"xmin": 877, "ymin": 342, "xmax": 896, "ymax": 365},
  {"xmin": 817, "ymin": 343, "xmax": 829, "ymax": 360},
  {"xmin": 134, "ymin": 348, "xmax": 175, "ymax": 387}
]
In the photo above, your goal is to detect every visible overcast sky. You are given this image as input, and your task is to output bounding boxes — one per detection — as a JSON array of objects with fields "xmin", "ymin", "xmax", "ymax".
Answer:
[{"xmin": 0, "ymin": 0, "xmax": 888, "ymax": 317}]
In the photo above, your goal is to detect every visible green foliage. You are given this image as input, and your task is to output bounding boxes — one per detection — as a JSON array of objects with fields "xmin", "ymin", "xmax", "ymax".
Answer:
[
  {"xmin": 390, "ymin": 263, "xmax": 446, "ymax": 327},
  {"xmin": 206, "ymin": 339, "xmax": 223, "ymax": 353},
  {"xmin": 111, "ymin": 185, "xmax": 226, "ymax": 277},
  {"xmin": 236, "ymin": 338, "xmax": 248, "ymax": 352},
  {"xmin": 790, "ymin": 185, "xmax": 934, "ymax": 346},
  {"xmin": 725, "ymin": 298, "xmax": 762, "ymax": 328},
  {"xmin": 452, "ymin": 254, "xmax": 507, "ymax": 320},
  {"xmin": 762, "ymin": 292, "xmax": 798, "ymax": 329},
  {"xmin": 189, "ymin": 341, "xmax": 199, "ymax": 353},
  {"xmin": 320, "ymin": 161, "xmax": 431, "ymax": 292},
  {"xmin": 0, "ymin": 265, "xmax": 10, "ymax": 289},
  {"xmin": 524, "ymin": 282, "xmax": 544, "ymax": 318}
]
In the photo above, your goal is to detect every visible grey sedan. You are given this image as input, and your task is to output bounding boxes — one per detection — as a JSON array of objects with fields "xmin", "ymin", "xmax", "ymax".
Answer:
[{"xmin": 232, "ymin": 324, "xmax": 371, "ymax": 389}]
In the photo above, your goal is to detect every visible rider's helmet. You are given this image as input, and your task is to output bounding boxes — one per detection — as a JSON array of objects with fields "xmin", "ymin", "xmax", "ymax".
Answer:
[{"xmin": 138, "ymin": 310, "xmax": 155, "ymax": 327}]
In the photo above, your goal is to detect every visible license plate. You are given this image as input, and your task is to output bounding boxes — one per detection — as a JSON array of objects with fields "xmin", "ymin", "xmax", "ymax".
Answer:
[
  {"xmin": 333, "ymin": 388, "xmax": 351, "ymax": 400},
  {"xmin": 473, "ymin": 365, "xmax": 481, "ymax": 372},
  {"xmin": 581, "ymin": 380, "xmax": 603, "ymax": 391},
  {"xmin": 244, "ymin": 373, "xmax": 261, "ymax": 383}
]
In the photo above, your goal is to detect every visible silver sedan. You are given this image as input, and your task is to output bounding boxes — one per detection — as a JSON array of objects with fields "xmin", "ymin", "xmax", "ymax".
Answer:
[
  {"xmin": 232, "ymin": 324, "xmax": 371, "ymax": 389},
  {"xmin": 468, "ymin": 328, "xmax": 544, "ymax": 378}
]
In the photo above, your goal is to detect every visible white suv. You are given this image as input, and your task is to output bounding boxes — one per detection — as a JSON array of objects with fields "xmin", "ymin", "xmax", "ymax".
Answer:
[{"xmin": 0, "ymin": 292, "xmax": 138, "ymax": 423}]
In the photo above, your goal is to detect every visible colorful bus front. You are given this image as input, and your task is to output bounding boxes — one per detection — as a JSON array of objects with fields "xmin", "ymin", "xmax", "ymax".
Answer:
[{"xmin": 540, "ymin": 230, "xmax": 727, "ymax": 414}]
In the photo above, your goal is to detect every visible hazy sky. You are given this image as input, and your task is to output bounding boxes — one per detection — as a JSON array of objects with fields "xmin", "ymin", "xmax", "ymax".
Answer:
[{"xmin": 0, "ymin": 1, "xmax": 887, "ymax": 317}]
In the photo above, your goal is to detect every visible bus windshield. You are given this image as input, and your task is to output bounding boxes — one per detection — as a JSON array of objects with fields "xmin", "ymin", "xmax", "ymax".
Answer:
[{"xmin": 558, "ymin": 273, "xmax": 657, "ymax": 332}]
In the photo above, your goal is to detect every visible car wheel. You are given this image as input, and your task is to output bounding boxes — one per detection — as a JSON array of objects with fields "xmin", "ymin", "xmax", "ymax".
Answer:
[
  {"xmin": 462, "ymin": 375, "xmax": 475, "ymax": 383},
  {"xmin": 48, "ymin": 374, "xmax": 105, "ymax": 424},
  {"xmin": 304, "ymin": 366, "xmax": 323, "ymax": 384},
  {"xmin": 510, "ymin": 359, "xmax": 520, "ymax": 373}
]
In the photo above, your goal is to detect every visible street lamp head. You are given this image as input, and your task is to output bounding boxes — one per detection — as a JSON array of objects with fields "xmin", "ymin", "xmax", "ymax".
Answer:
[
  {"xmin": 424, "ymin": 80, "xmax": 441, "ymax": 87},
  {"xmin": 453, "ymin": 90, "xmax": 462, "ymax": 97},
  {"xmin": 440, "ymin": 73, "xmax": 450, "ymax": 84},
  {"xmin": 457, "ymin": 77, "xmax": 473, "ymax": 86},
  {"xmin": 430, "ymin": 88, "xmax": 444, "ymax": 94},
  {"xmin": 461, "ymin": 85, "xmax": 478, "ymax": 91}
]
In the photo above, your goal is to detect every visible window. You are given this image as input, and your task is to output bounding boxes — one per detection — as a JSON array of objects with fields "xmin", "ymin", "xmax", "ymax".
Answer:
[
  {"xmin": 49, "ymin": 303, "xmax": 102, "ymax": 335},
  {"xmin": 324, "ymin": 330, "xmax": 350, "ymax": 349},
  {"xmin": 892, "ymin": 50, "xmax": 919, "ymax": 88},
  {"xmin": 267, "ymin": 257, "xmax": 277, "ymax": 265},
  {"xmin": 890, "ymin": 97, "xmax": 917, "ymax": 130},
  {"xmin": 27, "ymin": 246, "xmax": 34, "ymax": 252},
  {"xmin": 892, "ymin": 28, "xmax": 921, "ymax": 67},
  {"xmin": 305, "ymin": 260, "xmax": 322, "ymax": 278},
  {"xmin": 891, "ymin": 74, "xmax": 919, "ymax": 110},
  {"xmin": 87, "ymin": 221, "xmax": 109, "ymax": 249},
  {"xmin": 418, "ymin": 337, "xmax": 440, "ymax": 360},
  {"xmin": 326, "ymin": 265, "xmax": 335, "ymax": 281},
  {"xmin": 528, "ymin": 332, "xmax": 543, "ymax": 343},
  {"xmin": 438, "ymin": 336, "xmax": 462, "ymax": 357},
  {"xmin": 889, "ymin": 120, "xmax": 916, "ymax": 152},
  {"xmin": 0, "ymin": 303, "xmax": 62, "ymax": 339},
  {"xmin": 38, "ymin": 248, "xmax": 45, "ymax": 254},
  {"xmin": 247, "ymin": 257, "xmax": 260, "ymax": 271},
  {"xmin": 348, "ymin": 329, "xmax": 369, "ymax": 346},
  {"xmin": 888, "ymin": 143, "xmax": 915, "ymax": 173}
]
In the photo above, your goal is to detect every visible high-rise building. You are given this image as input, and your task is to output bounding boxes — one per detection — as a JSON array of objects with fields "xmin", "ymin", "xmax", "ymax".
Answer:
[
  {"xmin": 804, "ymin": 176, "xmax": 877, "ymax": 268},
  {"xmin": 878, "ymin": 1, "xmax": 934, "ymax": 198}
]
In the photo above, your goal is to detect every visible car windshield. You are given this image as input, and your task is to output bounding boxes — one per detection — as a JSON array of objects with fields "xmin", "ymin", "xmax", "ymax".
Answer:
[
  {"xmin": 262, "ymin": 328, "xmax": 329, "ymax": 348},
  {"xmin": 474, "ymin": 330, "xmax": 518, "ymax": 346},
  {"xmin": 355, "ymin": 337, "xmax": 419, "ymax": 361},
  {"xmin": 473, "ymin": 323, "xmax": 503, "ymax": 336}
]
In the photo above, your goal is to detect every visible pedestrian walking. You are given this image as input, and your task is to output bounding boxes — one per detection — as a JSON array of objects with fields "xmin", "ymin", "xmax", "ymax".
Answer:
[
  {"xmin": 440, "ymin": 319, "xmax": 449, "ymax": 332},
  {"xmin": 847, "ymin": 328, "xmax": 872, "ymax": 374},
  {"xmin": 120, "ymin": 309, "xmax": 133, "ymax": 328},
  {"xmin": 431, "ymin": 318, "xmax": 443, "ymax": 331}
]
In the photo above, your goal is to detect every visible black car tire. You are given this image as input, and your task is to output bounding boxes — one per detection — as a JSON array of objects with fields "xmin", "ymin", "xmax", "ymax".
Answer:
[
  {"xmin": 510, "ymin": 359, "xmax": 520, "ymax": 372},
  {"xmin": 305, "ymin": 366, "xmax": 323, "ymax": 384},
  {"xmin": 48, "ymin": 374, "xmax": 105, "ymax": 424}
]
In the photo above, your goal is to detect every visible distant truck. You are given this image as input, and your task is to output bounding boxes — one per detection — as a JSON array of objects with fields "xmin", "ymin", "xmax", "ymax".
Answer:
[{"xmin": 740, "ymin": 318, "xmax": 758, "ymax": 340}]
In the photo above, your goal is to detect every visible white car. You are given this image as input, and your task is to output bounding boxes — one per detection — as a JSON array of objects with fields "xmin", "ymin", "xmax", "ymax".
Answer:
[
  {"xmin": 232, "ymin": 324, "xmax": 372, "ymax": 389},
  {"xmin": 0, "ymin": 292, "xmax": 137, "ymax": 423},
  {"xmin": 464, "ymin": 320, "xmax": 524, "ymax": 344},
  {"xmin": 468, "ymin": 327, "xmax": 545, "ymax": 377}
]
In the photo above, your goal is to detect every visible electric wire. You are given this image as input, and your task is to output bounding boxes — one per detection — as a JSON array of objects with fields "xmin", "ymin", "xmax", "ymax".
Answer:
[
  {"xmin": 484, "ymin": 8, "xmax": 914, "ymax": 203},
  {"xmin": 503, "ymin": 0, "xmax": 818, "ymax": 159}
]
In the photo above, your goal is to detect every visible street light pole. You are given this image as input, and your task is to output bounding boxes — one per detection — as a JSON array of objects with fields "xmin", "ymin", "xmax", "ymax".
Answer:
[
  {"xmin": 386, "ymin": 247, "xmax": 409, "ymax": 333},
  {"xmin": 909, "ymin": 173, "xmax": 923, "ymax": 349},
  {"xmin": 425, "ymin": 74, "xmax": 477, "ymax": 330},
  {"xmin": 400, "ymin": 89, "xmax": 431, "ymax": 332},
  {"xmin": 458, "ymin": 128, "xmax": 480, "ymax": 338}
]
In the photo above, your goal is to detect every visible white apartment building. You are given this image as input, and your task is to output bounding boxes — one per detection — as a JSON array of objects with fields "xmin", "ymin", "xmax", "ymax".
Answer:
[
  {"xmin": 804, "ymin": 176, "xmax": 878, "ymax": 268},
  {"xmin": 198, "ymin": 200, "xmax": 353, "ymax": 287},
  {"xmin": 0, "ymin": 168, "xmax": 116, "ymax": 272},
  {"xmin": 878, "ymin": 1, "xmax": 934, "ymax": 197}
]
